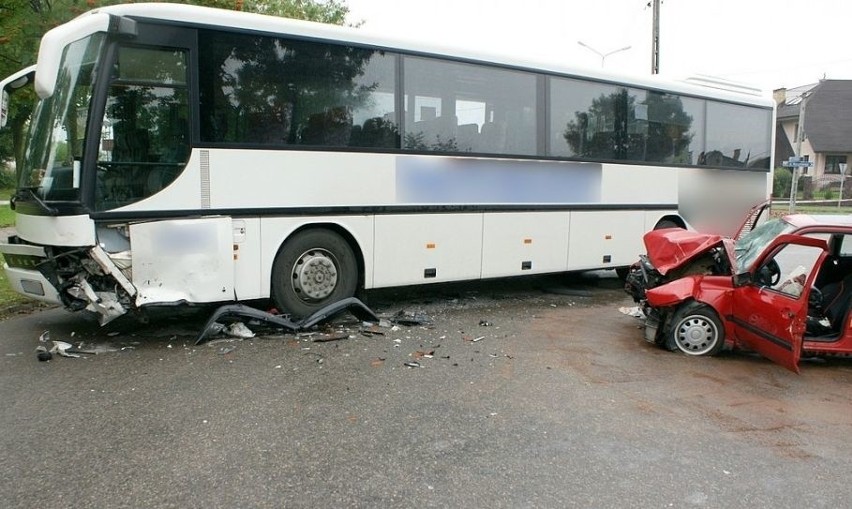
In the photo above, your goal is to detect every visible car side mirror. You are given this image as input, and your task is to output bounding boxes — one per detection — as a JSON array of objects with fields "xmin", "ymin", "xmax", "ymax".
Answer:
[{"xmin": 733, "ymin": 272, "xmax": 752, "ymax": 287}]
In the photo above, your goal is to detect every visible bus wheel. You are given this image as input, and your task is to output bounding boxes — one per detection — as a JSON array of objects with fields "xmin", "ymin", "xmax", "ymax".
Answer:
[
  {"xmin": 271, "ymin": 229, "xmax": 358, "ymax": 318},
  {"xmin": 668, "ymin": 302, "xmax": 725, "ymax": 356}
]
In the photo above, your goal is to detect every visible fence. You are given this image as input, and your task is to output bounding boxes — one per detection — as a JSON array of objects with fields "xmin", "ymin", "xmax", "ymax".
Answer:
[{"xmin": 771, "ymin": 168, "xmax": 852, "ymax": 214}]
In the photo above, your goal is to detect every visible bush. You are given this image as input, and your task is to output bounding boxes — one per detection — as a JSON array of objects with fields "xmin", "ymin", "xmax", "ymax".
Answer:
[
  {"xmin": 773, "ymin": 167, "xmax": 792, "ymax": 198},
  {"xmin": 0, "ymin": 165, "xmax": 15, "ymax": 189}
]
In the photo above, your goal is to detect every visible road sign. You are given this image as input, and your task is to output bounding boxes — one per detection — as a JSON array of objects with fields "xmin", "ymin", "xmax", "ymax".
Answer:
[{"xmin": 782, "ymin": 157, "xmax": 814, "ymax": 168}]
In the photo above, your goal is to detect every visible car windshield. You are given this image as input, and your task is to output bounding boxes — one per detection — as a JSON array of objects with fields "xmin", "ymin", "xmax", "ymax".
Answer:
[{"xmin": 734, "ymin": 217, "xmax": 797, "ymax": 271}]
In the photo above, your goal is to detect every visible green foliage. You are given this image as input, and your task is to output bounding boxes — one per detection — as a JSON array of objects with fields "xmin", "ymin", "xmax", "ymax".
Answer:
[
  {"xmin": 0, "ymin": 165, "xmax": 16, "ymax": 190},
  {"xmin": 772, "ymin": 167, "xmax": 792, "ymax": 198},
  {"xmin": 0, "ymin": 206, "xmax": 14, "ymax": 227}
]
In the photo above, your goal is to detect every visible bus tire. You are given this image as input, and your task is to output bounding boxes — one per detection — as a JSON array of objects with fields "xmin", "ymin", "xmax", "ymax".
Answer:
[{"xmin": 271, "ymin": 229, "xmax": 358, "ymax": 318}]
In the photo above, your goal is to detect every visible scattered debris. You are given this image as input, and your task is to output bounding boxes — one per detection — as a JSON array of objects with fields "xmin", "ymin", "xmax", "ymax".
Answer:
[
  {"xmin": 35, "ymin": 346, "xmax": 52, "ymax": 362},
  {"xmin": 413, "ymin": 350, "xmax": 435, "ymax": 359},
  {"xmin": 50, "ymin": 341, "xmax": 82, "ymax": 358},
  {"xmin": 478, "ymin": 320, "xmax": 493, "ymax": 327},
  {"xmin": 360, "ymin": 325, "xmax": 385, "ymax": 337},
  {"xmin": 312, "ymin": 331, "xmax": 350, "ymax": 343},
  {"xmin": 38, "ymin": 331, "xmax": 50, "ymax": 343},
  {"xmin": 618, "ymin": 306, "xmax": 645, "ymax": 318},
  {"xmin": 195, "ymin": 298, "xmax": 379, "ymax": 344},
  {"xmin": 370, "ymin": 357, "xmax": 386, "ymax": 368},
  {"xmin": 217, "ymin": 345, "xmax": 237, "ymax": 355},
  {"xmin": 226, "ymin": 321, "xmax": 255, "ymax": 339},
  {"xmin": 392, "ymin": 310, "xmax": 432, "ymax": 327},
  {"xmin": 472, "ymin": 336, "xmax": 485, "ymax": 342},
  {"xmin": 404, "ymin": 361, "xmax": 423, "ymax": 368}
]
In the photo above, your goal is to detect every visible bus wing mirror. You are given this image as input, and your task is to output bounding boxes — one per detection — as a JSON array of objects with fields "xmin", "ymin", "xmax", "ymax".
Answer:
[
  {"xmin": 0, "ymin": 90, "xmax": 8, "ymax": 129},
  {"xmin": 0, "ymin": 65, "xmax": 36, "ymax": 130}
]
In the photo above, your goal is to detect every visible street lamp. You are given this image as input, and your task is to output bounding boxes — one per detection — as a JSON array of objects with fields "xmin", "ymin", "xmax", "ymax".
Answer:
[{"xmin": 577, "ymin": 41, "xmax": 632, "ymax": 68}]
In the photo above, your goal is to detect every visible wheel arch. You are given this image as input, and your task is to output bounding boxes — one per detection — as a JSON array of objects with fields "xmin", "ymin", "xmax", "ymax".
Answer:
[
  {"xmin": 272, "ymin": 222, "xmax": 367, "ymax": 292},
  {"xmin": 654, "ymin": 214, "xmax": 686, "ymax": 230}
]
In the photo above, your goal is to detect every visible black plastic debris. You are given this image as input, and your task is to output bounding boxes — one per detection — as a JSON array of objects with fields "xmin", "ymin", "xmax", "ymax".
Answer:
[
  {"xmin": 35, "ymin": 346, "xmax": 52, "ymax": 362},
  {"xmin": 479, "ymin": 320, "xmax": 493, "ymax": 327},
  {"xmin": 195, "ymin": 297, "xmax": 379, "ymax": 345},
  {"xmin": 392, "ymin": 310, "xmax": 432, "ymax": 326}
]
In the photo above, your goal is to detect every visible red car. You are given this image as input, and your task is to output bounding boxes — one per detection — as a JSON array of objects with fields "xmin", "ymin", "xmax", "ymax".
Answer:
[{"xmin": 624, "ymin": 210, "xmax": 852, "ymax": 372}]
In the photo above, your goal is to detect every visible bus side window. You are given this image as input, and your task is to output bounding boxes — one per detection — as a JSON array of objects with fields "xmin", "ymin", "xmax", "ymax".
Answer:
[{"xmin": 95, "ymin": 46, "xmax": 189, "ymax": 211}]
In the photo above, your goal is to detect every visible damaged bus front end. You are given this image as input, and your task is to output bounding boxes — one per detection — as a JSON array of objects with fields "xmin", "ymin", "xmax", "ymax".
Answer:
[{"xmin": 0, "ymin": 19, "xmax": 141, "ymax": 324}]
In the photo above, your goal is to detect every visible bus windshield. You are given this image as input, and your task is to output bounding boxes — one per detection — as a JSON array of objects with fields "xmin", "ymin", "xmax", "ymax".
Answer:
[{"xmin": 20, "ymin": 33, "xmax": 105, "ymax": 202}]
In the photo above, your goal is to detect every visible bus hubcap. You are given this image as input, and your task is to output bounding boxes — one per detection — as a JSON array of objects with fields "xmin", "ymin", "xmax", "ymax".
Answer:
[{"xmin": 292, "ymin": 250, "xmax": 338, "ymax": 301}]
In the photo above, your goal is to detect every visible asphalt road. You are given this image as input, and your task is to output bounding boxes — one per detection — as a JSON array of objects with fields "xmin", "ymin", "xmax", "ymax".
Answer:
[{"xmin": 1, "ymin": 273, "xmax": 851, "ymax": 508}]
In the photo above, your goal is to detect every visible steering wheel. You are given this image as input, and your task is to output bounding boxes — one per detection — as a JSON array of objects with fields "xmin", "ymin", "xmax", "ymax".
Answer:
[
  {"xmin": 768, "ymin": 260, "xmax": 781, "ymax": 286},
  {"xmin": 808, "ymin": 286, "xmax": 824, "ymax": 311},
  {"xmin": 757, "ymin": 259, "xmax": 781, "ymax": 286}
]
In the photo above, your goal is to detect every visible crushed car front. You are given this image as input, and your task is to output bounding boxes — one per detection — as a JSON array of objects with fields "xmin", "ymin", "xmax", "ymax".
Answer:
[{"xmin": 624, "ymin": 217, "xmax": 800, "ymax": 346}]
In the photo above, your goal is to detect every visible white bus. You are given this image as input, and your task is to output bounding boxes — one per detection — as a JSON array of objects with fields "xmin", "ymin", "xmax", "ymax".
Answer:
[{"xmin": 0, "ymin": 3, "xmax": 774, "ymax": 323}]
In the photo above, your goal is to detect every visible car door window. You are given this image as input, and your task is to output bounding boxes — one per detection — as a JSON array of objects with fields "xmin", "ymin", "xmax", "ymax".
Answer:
[{"xmin": 760, "ymin": 243, "xmax": 824, "ymax": 298}]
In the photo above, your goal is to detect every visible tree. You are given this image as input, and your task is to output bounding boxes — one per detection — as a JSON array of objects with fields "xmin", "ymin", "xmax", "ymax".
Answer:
[{"xmin": 0, "ymin": 0, "xmax": 351, "ymax": 173}]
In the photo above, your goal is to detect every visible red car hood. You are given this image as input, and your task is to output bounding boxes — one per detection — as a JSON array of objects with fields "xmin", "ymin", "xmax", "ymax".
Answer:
[{"xmin": 643, "ymin": 228, "xmax": 736, "ymax": 275}]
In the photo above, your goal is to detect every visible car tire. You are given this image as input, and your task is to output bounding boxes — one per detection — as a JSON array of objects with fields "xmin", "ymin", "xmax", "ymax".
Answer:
[{"xmin": 668, "ymin": 302, "xmax": 726, "ymax": 356}]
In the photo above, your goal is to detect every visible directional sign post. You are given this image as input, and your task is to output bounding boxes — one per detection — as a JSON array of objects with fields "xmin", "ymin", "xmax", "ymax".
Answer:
[{"xmin": 783, "ymin": 157, "xmax": 815, "ymax": 213}]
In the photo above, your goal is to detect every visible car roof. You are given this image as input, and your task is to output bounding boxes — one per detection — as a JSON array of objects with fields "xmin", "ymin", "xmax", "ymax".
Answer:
[{"xmin": 783, "ymin": 214, "xmax": 852, "ymax": 229}]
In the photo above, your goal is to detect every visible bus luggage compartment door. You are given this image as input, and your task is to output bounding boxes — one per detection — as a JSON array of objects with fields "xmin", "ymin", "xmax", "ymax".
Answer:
[{"xmin": 130, "ymin": 217, "xmax": 234, "ymax": 306}]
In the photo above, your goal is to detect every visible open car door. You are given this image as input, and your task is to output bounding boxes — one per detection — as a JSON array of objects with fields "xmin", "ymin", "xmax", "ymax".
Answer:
[{"xmin": 730, "ymin": 234, "xmax": 828, "ymax": 372}]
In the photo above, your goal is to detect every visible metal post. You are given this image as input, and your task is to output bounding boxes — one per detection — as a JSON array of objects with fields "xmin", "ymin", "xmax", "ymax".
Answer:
[
  {"xmin": 789, "ymin": 93, "xmax": 808, "ymax": 213},
  {"xmin": 839, "ymin": 163, "xmax": 848, "ymax": 208},
  {"xmin": 651, "ymin": 0, "xmax": 660, "ymax": 74}
]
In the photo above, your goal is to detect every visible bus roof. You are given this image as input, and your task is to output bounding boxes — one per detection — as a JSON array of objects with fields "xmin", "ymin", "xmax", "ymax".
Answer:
[{"xmin": 42, "ymin": 2, "xmax": 773, "ymax": 108}]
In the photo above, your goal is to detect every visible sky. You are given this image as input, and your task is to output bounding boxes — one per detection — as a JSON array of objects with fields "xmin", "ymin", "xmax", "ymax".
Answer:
[{"xmin": 344, "ymin": 0, "xmax": 852, "ymax": 95}]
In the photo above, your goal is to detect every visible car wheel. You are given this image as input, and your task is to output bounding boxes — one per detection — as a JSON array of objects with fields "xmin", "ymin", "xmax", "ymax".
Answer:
[
  {"xmin": 669, "ymin": 302, "xmax": 725, "ymax": 356},
  {"xmin": 271, "ymin": 229, "xmax": 358, "ymax": 318}
]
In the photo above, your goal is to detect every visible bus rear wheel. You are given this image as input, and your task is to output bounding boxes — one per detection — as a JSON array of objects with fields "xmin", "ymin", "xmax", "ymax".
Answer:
[{"xmin": 271, "ymin": 229, "xmax": 358, "ymax": 318}]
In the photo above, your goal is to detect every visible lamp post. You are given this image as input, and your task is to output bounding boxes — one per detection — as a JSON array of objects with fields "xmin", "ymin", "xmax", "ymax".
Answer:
[{"xmin": 577, "ymin": 41, "xmax": 632, "ymax": 68}]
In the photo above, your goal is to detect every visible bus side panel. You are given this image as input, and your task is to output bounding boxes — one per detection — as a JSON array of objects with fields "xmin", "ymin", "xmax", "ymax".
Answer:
[
  {"xmin": 259, "ymin": 216, "xmax": 375, "ymax": 291},
  {"xmin": 481, "ymin": 212, "xmax": 570, "ymax": 278},
  {"xmin": 599, "ymin": 164, "xmax": 678, "ymax": 204},
  {"xmin": 232, "ymin": 217, "xmax": 264, "ymax": 300},
  {"xmin": 372, "ymin": 214, "xmax": 483, "ymax": 287},
  {"xmin": 567, "ymin": 211, "xmax": 646, "ymax": 270},
  {"xmin": 131, "ymin": 217, "xmax": 234, "ymax": 306}
]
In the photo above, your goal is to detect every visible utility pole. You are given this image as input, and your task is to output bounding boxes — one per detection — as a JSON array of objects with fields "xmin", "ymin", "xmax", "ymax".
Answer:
[
  {"xmin": 651, "ymin": 0, "xmax": 660, "ymax": 74},
  {"xmin": 789, "ymin": 93, "xmax": 808, "ymax": 213}
]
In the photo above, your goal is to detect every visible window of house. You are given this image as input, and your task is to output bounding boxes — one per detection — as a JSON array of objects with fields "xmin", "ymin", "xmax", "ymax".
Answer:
[{"xmin": 825, "ymin": 155, "xmax": 847, "ymax": 174}]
